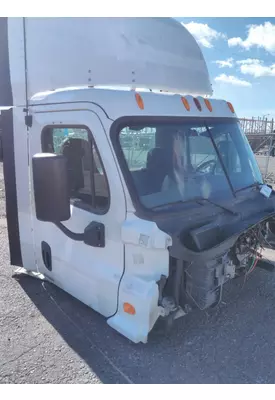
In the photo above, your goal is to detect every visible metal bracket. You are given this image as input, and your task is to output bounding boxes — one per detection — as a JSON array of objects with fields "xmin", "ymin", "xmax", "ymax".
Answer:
[
  {"xmin": 84, "ymin": 221, "xmax": 105, "ymax": 248},
  {"xmin": 25, "ymin": 114, "xmax": 33, "ymax": 128}
]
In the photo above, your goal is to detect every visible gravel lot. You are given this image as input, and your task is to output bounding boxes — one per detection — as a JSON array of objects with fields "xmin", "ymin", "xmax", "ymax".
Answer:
[{"xmin": 2, "ymin": 162, "xmax": 275, "ymax": 384}]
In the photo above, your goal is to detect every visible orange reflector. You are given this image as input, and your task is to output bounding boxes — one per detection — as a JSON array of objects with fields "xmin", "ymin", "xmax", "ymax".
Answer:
[
  {"xmin": 181, "ymin": 97, "xmax": 190, "ymax": 111},
  {"xmin": 204, "ymin": 99, "xmax": 212, "ymax": 112},
  {"xmin": 227, "ymin": 102, "xmax": 235, "ymax": 113},
  {"xmin": 193, "ymin": 98, "xmax": 202, "ymax": 111},
  {"xmin": 135, "ymin": 93, "xmax": 144, "ymax": 110},
  {"xmin": 123, "ymin": 303, "xmax": 136, "ymax": 315}
]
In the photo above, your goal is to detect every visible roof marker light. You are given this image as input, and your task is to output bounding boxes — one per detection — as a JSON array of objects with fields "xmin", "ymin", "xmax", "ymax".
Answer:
[
  {"xmin": 135, "ymin": 93, "xmax": 144, "ymax": 110},
  {"xmin": 227, "ymin": 102, "xmax": 235, "ymax": 113},
  {"xmin": 181, "ymin": 97, "xmax": 190, "ymax": 111},
  {"xmin": 193, "ymin": 98, "xmax": 202, "ymax": 111},
  {"xmin": 204, "ymin": 99, "xmax": 212, "ymax": 112}
]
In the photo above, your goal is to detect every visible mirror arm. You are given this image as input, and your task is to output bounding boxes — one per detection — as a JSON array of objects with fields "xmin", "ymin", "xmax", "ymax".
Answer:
[
  {"xmin": 55, "ymin": 222, "xmax": 84, "ymax": 241},
  {"xmin": 54, "ymin": 221, "xmax": 105, "ymax": 248}
]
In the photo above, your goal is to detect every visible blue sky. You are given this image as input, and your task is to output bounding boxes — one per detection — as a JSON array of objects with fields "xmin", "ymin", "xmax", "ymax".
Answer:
[{"xmin": 175, "ymin": 18, "xmax": 275, "ymax": 119}]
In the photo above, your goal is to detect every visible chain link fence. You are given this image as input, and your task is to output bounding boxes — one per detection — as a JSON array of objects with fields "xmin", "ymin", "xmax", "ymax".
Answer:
[{"xmin": 240, "ymin": 117, "xmax": 275, "ymax": 187}]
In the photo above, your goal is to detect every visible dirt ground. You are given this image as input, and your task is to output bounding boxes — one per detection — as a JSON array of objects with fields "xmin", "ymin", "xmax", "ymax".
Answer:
[{"xmin": 2, "ymin": 163, "xmax": 275, "ymax": 383}]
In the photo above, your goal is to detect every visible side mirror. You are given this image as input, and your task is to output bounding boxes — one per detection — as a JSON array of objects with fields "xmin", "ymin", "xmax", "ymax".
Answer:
[{"xmin": 32, "ymin": 153, "xmax": 71, "ymax": 222}]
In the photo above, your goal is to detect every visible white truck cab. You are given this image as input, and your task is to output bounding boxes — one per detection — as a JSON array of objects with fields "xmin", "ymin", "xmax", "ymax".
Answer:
[{"xmin": 1, "ymin": 17, "xmax": 275, "ymax": 344}]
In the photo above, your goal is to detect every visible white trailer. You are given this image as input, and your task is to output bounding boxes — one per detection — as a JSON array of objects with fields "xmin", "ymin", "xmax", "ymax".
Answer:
[{"xmin": 1, "ymin": 17, "xmax": 275, "ymax": 344}]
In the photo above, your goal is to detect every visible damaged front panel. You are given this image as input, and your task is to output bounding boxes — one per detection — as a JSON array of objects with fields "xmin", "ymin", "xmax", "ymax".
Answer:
[
  {"xmin": 156, "ymin": 193, "xmax": 275, "ymax": 313},
  {"xmin": 111, "ymin": 115, "xmax": 275, "ymax": 325}
]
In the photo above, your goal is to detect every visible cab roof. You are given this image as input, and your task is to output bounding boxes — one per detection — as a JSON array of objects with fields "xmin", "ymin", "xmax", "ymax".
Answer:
[{"xmin": 30, "ymin": 86, "xmax": 236, "ymax": 121}]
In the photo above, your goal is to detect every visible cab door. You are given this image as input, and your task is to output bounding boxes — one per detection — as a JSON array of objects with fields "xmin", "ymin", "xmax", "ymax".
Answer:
[{"xmin": 29, "ymin": 107, "xmax": 126, "ymax": 317}]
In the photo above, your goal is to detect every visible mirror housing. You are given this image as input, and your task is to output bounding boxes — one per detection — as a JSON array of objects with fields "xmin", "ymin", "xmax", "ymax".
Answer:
[{"xmin": 32, "ymin": 153, "xmax": 71, "ymax": 222}]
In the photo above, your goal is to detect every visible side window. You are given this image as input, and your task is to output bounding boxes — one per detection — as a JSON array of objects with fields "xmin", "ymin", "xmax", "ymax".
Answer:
[{"xmin": 42, "ymin": 127, "xmax": 110, "ymax": 213}]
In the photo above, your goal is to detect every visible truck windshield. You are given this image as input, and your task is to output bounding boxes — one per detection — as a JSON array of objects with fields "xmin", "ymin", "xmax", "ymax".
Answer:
[{"xmin": 117, "ymin": 119, "xmax": 263, "ymax": 210}]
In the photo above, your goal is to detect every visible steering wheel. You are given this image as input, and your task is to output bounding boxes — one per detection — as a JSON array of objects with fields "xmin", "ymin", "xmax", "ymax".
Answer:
[{"xmin": 196, "ymin": 159, "xmax": 217, "ymax": 174}]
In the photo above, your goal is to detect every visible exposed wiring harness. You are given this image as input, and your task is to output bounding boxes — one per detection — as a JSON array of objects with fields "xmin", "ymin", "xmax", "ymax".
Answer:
[
  {"xmin": 238, "ymin": 223, "xmax": 267, "ymax": 283},
  {"xmin": 247, "ymin": 250, "xmax": 262, "ymax": 276}
]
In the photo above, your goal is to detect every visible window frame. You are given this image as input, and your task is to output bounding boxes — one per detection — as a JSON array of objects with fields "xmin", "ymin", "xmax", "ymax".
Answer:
[
  {"xmin": 110, "ymin": 115, "xmax": 241, "ymax": 219},
  {"xmin": 41, "ymin": 124, "xmax": 111, "ymax": 215}
]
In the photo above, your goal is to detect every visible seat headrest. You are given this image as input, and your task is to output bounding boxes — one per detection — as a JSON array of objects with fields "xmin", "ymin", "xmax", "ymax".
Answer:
[
  {"xmin": 146, "ymin": 147, "xmax": 169, "ymax": 170},
  {"xmin": 62, "ymin": 138, "xmax": 85, "ymax": 158}
]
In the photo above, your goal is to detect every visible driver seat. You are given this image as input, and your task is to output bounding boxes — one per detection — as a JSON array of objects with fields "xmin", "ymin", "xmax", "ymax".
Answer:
[
  {"xmin": 61, "ymin": 138, "xmax": 85, "ymax": 193},
  {"xmin": 146, "ymin": 147, "xmax": 171, "ymax": 192}
]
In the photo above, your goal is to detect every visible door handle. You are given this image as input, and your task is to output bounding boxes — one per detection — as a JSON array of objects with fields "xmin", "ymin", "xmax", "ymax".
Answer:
[{"xmin": 41, "ymin": 241, "xmax": 52, "ymax": 271}]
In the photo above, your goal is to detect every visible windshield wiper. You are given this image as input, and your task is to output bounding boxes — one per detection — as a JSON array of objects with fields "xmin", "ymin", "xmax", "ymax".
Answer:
[
  {"xmin": 151, "ymin": 197, "xmax": 237, "ymax": 216},
  {"xmin": 204, "ymin": 123, "xmax": 236, "ymax": 198},
  {"xmin": 151, "ymin": 200, "xmax": 186, "ymax": 211},
  {"xmin": 235, "ymin": 182, "xmax": 262, "ymax": 194}
]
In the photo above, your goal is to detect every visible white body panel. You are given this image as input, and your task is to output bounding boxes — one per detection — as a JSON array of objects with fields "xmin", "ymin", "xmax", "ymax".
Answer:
[
  {"xmin": 30, "ymin": 87, "xmax": 236, "ymax": 121},
  {"xmin": 108, "ymin": 214, "xmax": 171, "ymax": 342},
  {"xmin": 7, "ymin": 17, "xmax": 212, "ymax": 107},
  {"xmin": 13, "ymin": 95, "xmax": 173, "ymax": 342},
  {"xmin": 28, "ymin": 107, "xmax": 126, "ymax": 317}
]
